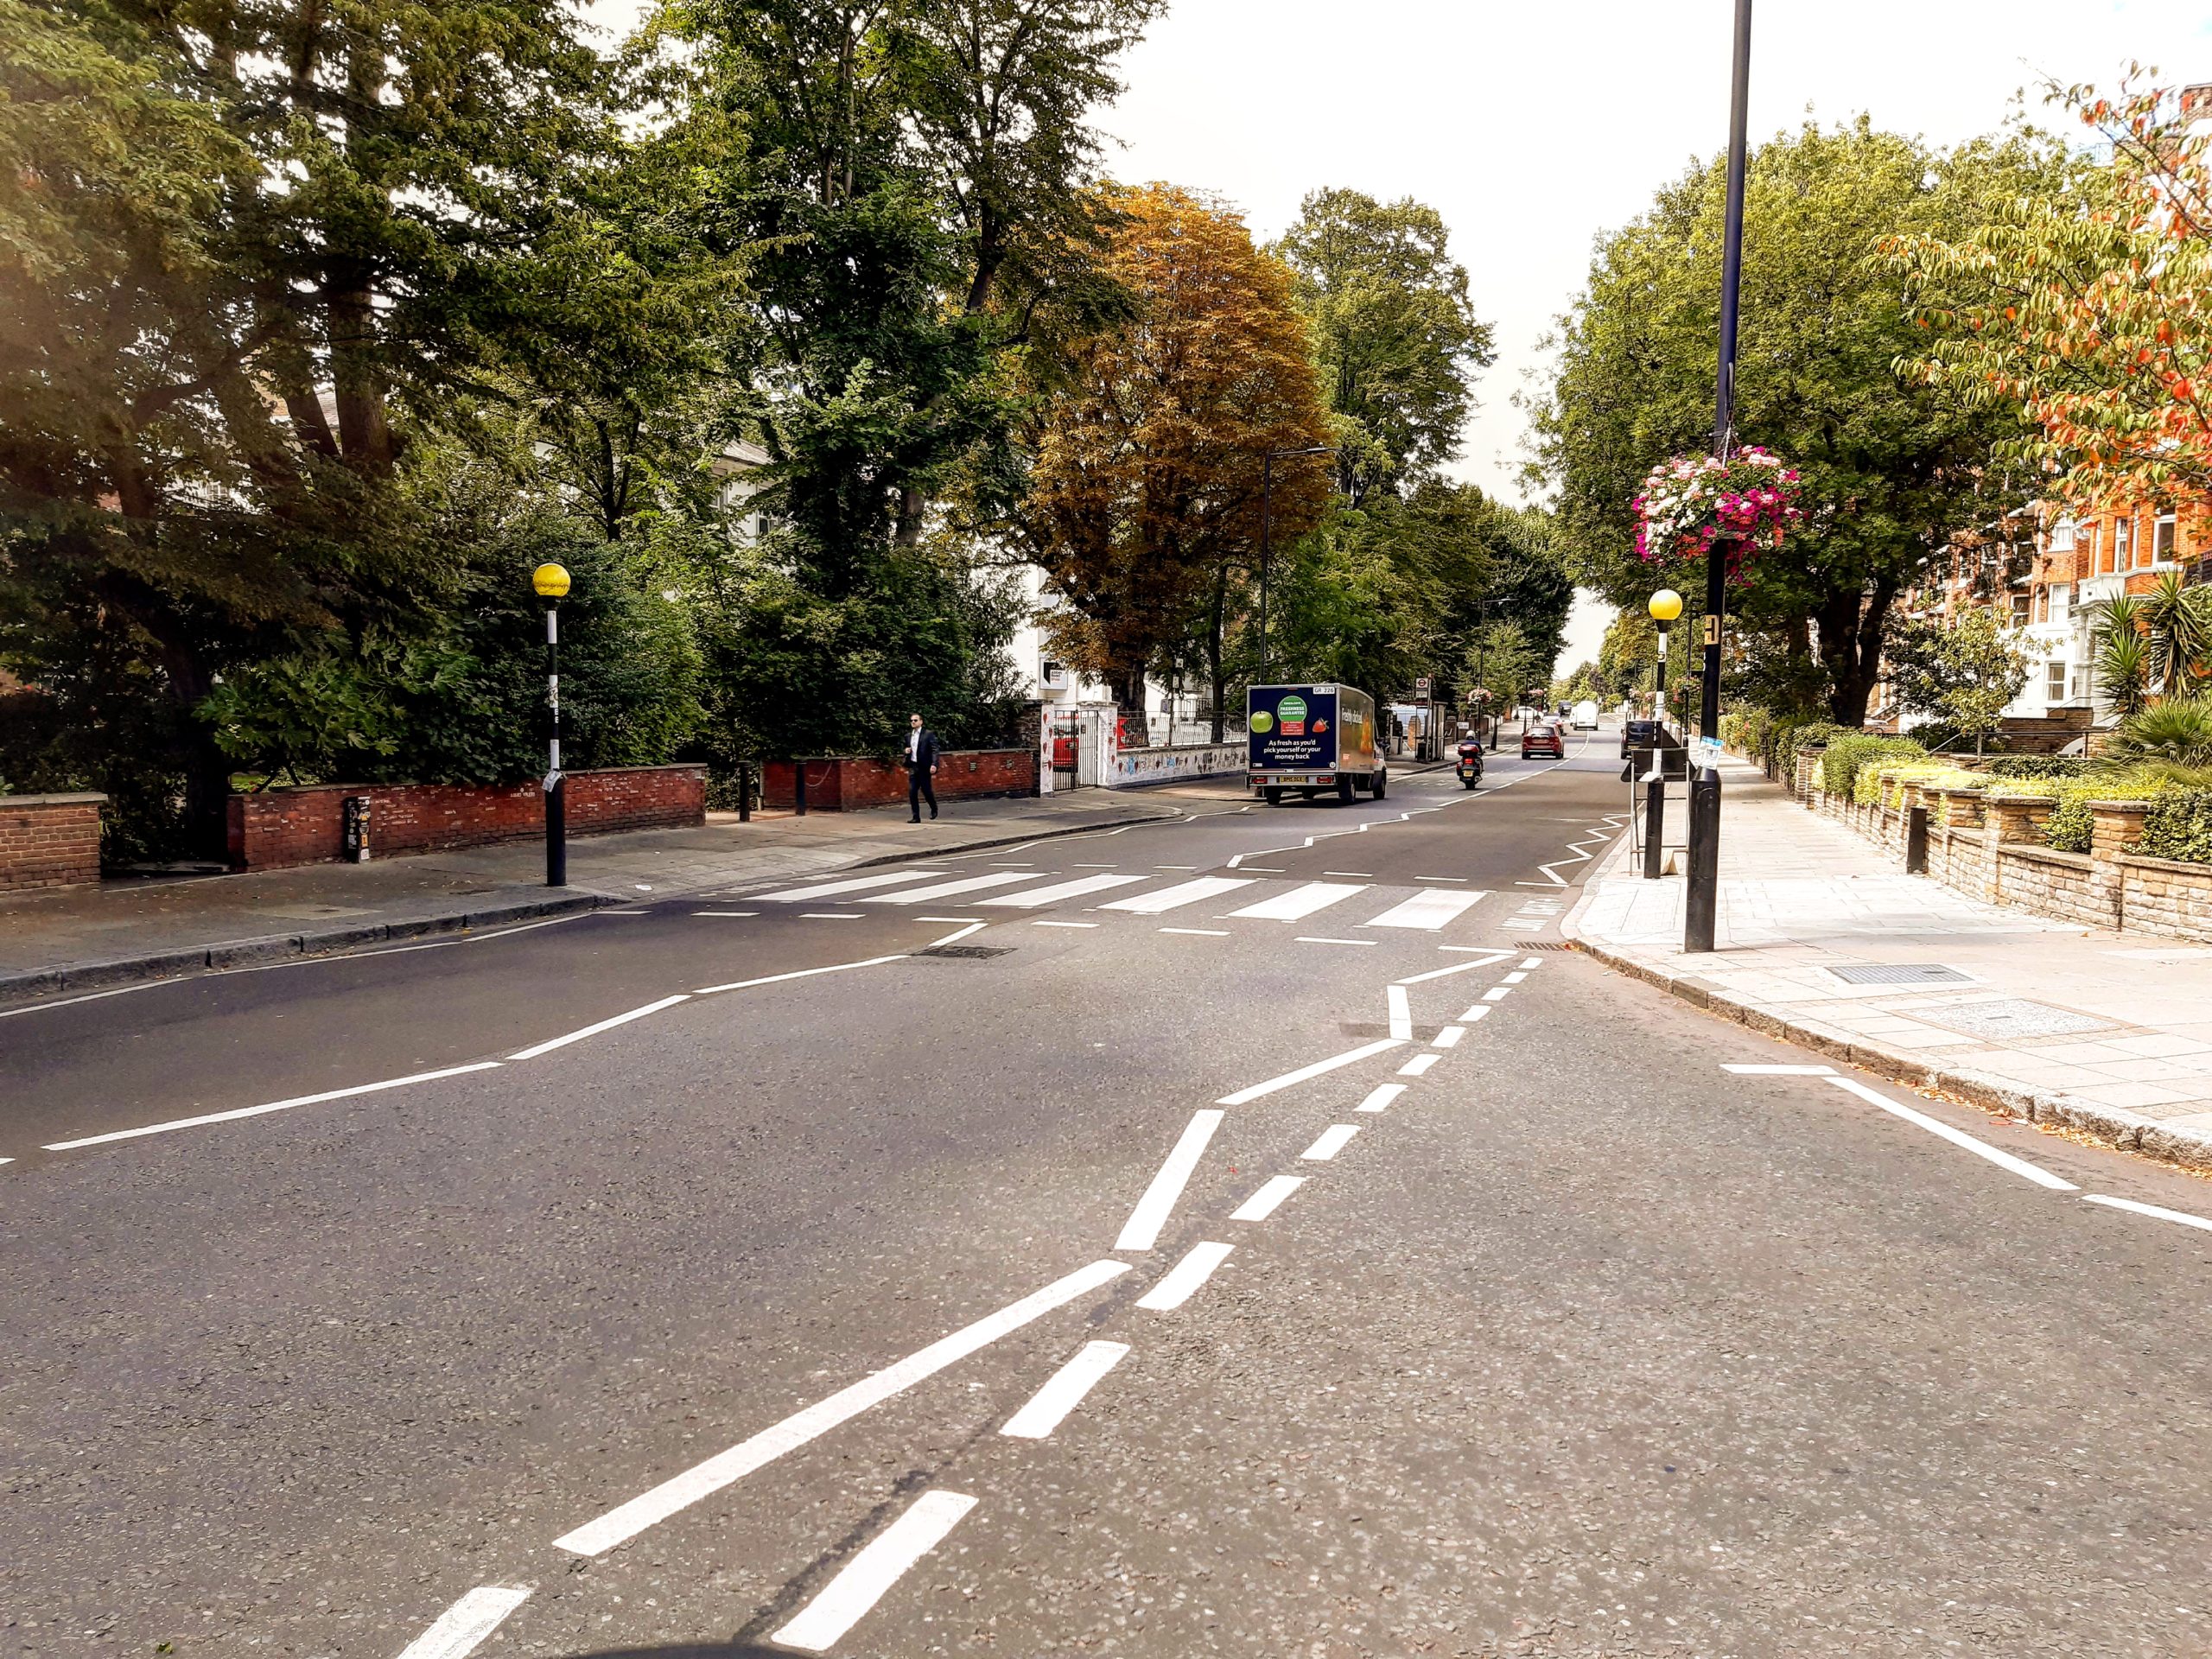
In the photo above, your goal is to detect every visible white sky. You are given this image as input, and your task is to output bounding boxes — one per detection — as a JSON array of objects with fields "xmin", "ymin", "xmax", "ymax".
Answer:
[{"xmin": 584, "ymin": 0, "xmax": 2212, "ymax": 671}]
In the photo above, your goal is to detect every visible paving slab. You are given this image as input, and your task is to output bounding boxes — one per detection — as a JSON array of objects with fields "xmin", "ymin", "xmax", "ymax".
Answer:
[{"xmin": 1565, "ymin": 760, "xmax": 2212, "ymax": 1173}]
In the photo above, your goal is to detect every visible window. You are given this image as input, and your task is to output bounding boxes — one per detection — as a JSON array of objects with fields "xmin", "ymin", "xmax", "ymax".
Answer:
[
  {"xmin": 2156, "ymin": 511, "xmax": 2178, "ymax": 563},
  {"xmin": 2090, "ymin": 523, "xmax": 2106, "ymax": 573},
  {"xmin": 2116, "ymin": 516, "xmax": 2134, "ymax": 569},
  {"xmin": 2051, "ymin": 518, "xmax": 2077, "ymax": 552},
  {"xmin": 2047, "ymin": 660, "xmax": 2068, "ymax": 704},
  {"xmin": 2052, "ymin": 583, "xmax": 2071, "ymax": 622},
  {"xmin": 2010, "ymin": 593, "xmax": 2031, "ymax": 627}
]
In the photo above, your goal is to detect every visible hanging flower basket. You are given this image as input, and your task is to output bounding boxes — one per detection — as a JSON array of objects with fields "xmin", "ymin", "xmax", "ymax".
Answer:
[{"xmin": 1632, "ymin": 448, "xmax": 1802, "ymax": 579}]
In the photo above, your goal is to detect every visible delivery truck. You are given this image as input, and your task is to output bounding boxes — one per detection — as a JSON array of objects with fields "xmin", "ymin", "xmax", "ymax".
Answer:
[{"xmin": 1248, "ymin": 683, "xmax": 1387, "ymax": 804}]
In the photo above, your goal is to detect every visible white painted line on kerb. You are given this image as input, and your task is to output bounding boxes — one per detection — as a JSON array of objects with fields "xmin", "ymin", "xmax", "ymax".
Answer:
[
  {"xmin": 1215, "ymin": 1038, "xmax": 1405, "ymax": 1105},
  {"xmin": 553, "ymin": 1258, "xmax": 1127, "ymax": 1556},
  {"xmin": 1357, "ymin": 1084, "xmax": 1406, "ymax": 1113},
  {"xmin": 1115, "ymin": 1109, "xmax": 1224, "ymax": 1252},
  {"xmin": 1386, "ymin": 984, "xmax": 1413, "ymax": 1039},
  {"xmin": 925, "ymin": 920, "xmax": 988, "ymax": 950},
  {"xmin": 1722, "ymin": 1063, "xmax": 1834, "ymax": 1075},
  {"xmin": 1397, "ymin": 1052, "xmax": 1440, "ymax": 1077},
  {"xmin": 2082, "ymin": 1192, "xmax": 2212, "ymax": 1234},
  {"xmin": 1231, "ymin": 1175, "xmax": 1306, "ymax": 1220},
  {"xmin": 695, "ymin": 954, "xmax": 906, "ymax": 995},
  {"xmin": 1137, "ymin": 1241, "xmax": 1234, "ymax": 1311},
  {"xmin": 1433, "ymin": 1026, "xmax": 1465, "ymax": 1048},
  {"xmin": 1301, "ymin": 1124, "xmax": 1359, "ymax": 1162},
  {"xmin": 1000, "ymin": 1342, "xmax": 1130, "ymax": 1440},
  {"xmin": 770, "ymin": 1490, "xmax": 978, "ymax": 1652},
  {"xmin": 394, "ymin": 1586, "xmax": 533, "ymax": 1659},
  {"xmin": 1823, "ymin": 1077, "xmax": 2078, "ymax": 1191},
  {"xmin": 43, "ymin": 1061, "xmax": 505, "ymax": 1152},
  {"xmin": 1455, "ymin": 1003, "xmax": 1494, "ymax": 1024},
  {"xmin": 509, "ymin": 995, "xmax": 690, "ymax": 1060},
  {"xmin": 1481, "ymin": 986, "xmax": 1512, "ymax": 1001},
  {"xmin": 1395, "ymin": 952, "xmax": 1512, "ymax": 984}
]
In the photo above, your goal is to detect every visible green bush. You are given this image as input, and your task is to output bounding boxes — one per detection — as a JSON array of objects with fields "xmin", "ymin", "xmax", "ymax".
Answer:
[
  {"xmin": 1985, "ymin": 754, "xmax": 2088, "ymax": 780},
  {"xmin": 1821, "ymin": 734, "xmax": 1923, "ymax": 797},
  {"xmin": 2139, "ymin": 790, "xmax": 2212, "ymax": 864},
  {"xmin": 2031, "ymin": 770, "xmax": 2176, "ymax": 854},
  {"xmin": 1867, "ymin": 762, "xmax": 1986, "ymax": 811}
]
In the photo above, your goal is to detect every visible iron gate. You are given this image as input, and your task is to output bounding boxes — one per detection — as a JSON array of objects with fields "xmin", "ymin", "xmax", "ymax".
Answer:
[{"xmin": 1050, "ymin": 708, "xmax": 1109, "ymax": 789}]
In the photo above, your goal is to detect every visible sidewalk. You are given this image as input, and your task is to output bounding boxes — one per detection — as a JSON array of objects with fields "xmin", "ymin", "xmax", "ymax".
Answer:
[
  {"xmin": 0, "ymin": 785, "xmax": 1232, "ymax": 1004},
  {"xmin": 1564, "ymin": 760, "xmax": 2212, "ymax": 1174}
]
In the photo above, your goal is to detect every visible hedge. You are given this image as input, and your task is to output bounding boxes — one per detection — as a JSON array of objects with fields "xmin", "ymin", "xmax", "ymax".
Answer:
[
  {"xmin": 1821, "ymin": 734, "xmax": 1924, "ymax": 797},
  {"xmin": 1984, "ymin": 754, "xmax": 2089, "ymax": 781},
  {"xmin": 2137, "ymin": 790, "xmax": 2212, "ymax": 865}
]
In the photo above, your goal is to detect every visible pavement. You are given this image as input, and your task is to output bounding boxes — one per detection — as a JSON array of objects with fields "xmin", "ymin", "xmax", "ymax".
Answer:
[
  {"xmin": 0, "ymin": 785, "xmax": 1230, "ymax": 1003},
  {"xmin": 7, "ymin": 728, "xmax": 2212, "ymax": 1658},
  {"xmin": 1566, "ymin": 758, "xmax": 2212, "ymax": 1173}
]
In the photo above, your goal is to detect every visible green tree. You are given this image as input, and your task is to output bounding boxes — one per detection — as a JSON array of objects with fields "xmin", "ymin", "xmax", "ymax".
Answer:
[
  {"xmin": 1529, "ymin": 118, "xmax": 2065, "ymax": 727},
  {"xmin": 1884, "ymin": 608, "xmax": 2027, "ymax": 753},
  {"xmin": 1274, "ymin": 188, "xmax": 1495, "ymax": 505}
]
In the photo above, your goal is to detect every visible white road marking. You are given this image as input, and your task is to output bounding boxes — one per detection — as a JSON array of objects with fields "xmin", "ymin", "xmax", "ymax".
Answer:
[
  {"xmin": 1074, "ymin": 861, "xmax": 1118, "ymax": 868},
  {"xmin": 1454, "ymin": 1003, "xmax": 1494, "ymax": 1023},
  {"xmin": 1722, "ymin": 1063, "xmax": 1834, "ymax": 1075},
  {"xmin": 1503, "ymin": 970, "xmax": 1528, "ymax": 983},
  {"xmin": 2082, "ymin": 1192, "xmax": 2212, "ymax": 1234},
  {"xmin": 1397, "ymin": 1052, "xmax": 1440, "ymax": 1077},
  {"xmin": 1000, "ymin": 1342, "xmax": 1130, "ymax": 1440},
  {"xmin": 1414, "ymin": 874, "xmax": 1465, "ymax": 882},
  {"xmin": 770, "ymin": 1490, "xmax": 978, "ymax": 1652},
  {"xmin": 925, "ymin": 922, "xmax": 988, "ymax": 949},
  {"xmin": 1230, "ymin": 881, "xmax": 1367, "ymax": 921},
  {"xmin": 42, "ymin": 1061, "xmax": 505, "ymax": 1152},
  {"xmin": 1357, "ymin": 1084, "xmax": 1407, "ymax": 1113},
  {"xmin": 509, "ymin": 995, "xmax": 691, "ymax": 1059},
  {"xmin": 978, "ymin": 873, "xmax": 1146, "ymax": 907},
  {"xmin": 1363, "ymin": 888, "xmax": 1487, "ymax": 931},
  {"xmin": 1433, "ymin": 1026, "xmax": 1465, "ymax": 1048},
  {"xmin": 1160, "ymin": 927, "xmax": 1230, "ymax": 937},
  {"xmin": 863, "ymin": 872, "xmax": 1031, "ymax": 904},
  {"xmin": 553, "ymin": 1259, "xmax": 1128, "ymax": 1556},
  {"xmin": 1481, "ymin": 986, "xmax": 1512, "ymax": 1001},
  {"xmin": 692, "ymin": 910, "xmax": 759, "ymax": 917},
  {"xmin": 394, "ymin": 1585, "xmax": 533, "ymax": 1659},
  {"xmin": 798, "ymin": 912, "xmax": 865, "ymax": 919},
  {"xmin": 1137, "ymin": 1241, "xmax": 1234, "ymax": 1311},
  {"xmin": 1296, "ymin": 936, "xmax": 1376, "ymax": 946},
  {"xmin": 1395, "ymin": 952, "xmax": 1513, "ymax": 983},
  {"xmin": 1301, "ymin": 1123, "xmax": 1359, "ymax": 1161},
  {"xmin": 1114, "ymin": 1109, "xmax": 1224, "ymax": 1252},
  {"xmin": 916, "ymin": 916, "xmax": 970, "ymax": 922},
  {"xmin": 1156, "ymin": 864, "xmax": 1200, "ymax": 871},
  {"xmin": 1231, "ymin": 1174, "xmax": 1306, "ymax": 1220},
  {"xmin": 600, "ymin": 908, "xmax": 650, "ymax": 914},
  {"xmin": 1387, "ymin": 984, "xmax": 1413, "ymax": 1039},
  {"xmin": 1237, "ymin": 865, "xmax": 1287, "ymax": 873},
  {"xmin": 1323, "ymin": 870, "xmax": 1373, "ymax": 877},
  {"xmin": 1823, "ymin": 1077, "xmax": 2078, "ymax": 1191},
  {"xmin": 1215, "ymin": 1038, "xmax": 1405, "ymax": 1105},
  {"xmin": 1101, "ymin": 876, "xmax": 1255, "ymax": 914},
  {"xmin": 754, "ymin": 870, "xmax": 945, "ymax": 902},
  {"xmin": 1033, "ymin": 920, "xmax": 1098, "ymax": 928},
  {"xmin": 696, "ymin": 954, "xmax": 905, "ymax": 995},
  {"xmin": 1520, "ymin": 957, "xmax": 1545, "ymax": 969}
]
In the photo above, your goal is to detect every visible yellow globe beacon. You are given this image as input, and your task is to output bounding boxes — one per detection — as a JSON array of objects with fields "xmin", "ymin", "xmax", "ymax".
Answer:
[
  {"xmin": 531, "ymin": 562, "xmax": 572, "ymax": 600},
  {"xmin": 1648, "ymin": 588, "xmax": 1683, "ymax": 625}
]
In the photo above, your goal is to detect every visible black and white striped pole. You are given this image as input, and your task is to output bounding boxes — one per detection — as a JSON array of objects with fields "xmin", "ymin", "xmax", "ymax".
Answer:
[{"xmin": 533, "ymin": 562, "xmax": 570, "ymax": 887}]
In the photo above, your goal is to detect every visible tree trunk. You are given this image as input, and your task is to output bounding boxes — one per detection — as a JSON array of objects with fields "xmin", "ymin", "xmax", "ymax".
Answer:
[
  {"xmin": 1208, "ymin": 566, "xmax": 1228, "ymax": 743},
  {"xmin": 1815, "ymin": 578, "xmax": 1898, "ymax": 728}
]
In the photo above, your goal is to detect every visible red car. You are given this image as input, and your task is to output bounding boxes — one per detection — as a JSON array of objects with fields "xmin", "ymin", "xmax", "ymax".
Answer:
[{"xmin": 1522, "ymin": 723, "xmax": 1566, "ymax": 760}]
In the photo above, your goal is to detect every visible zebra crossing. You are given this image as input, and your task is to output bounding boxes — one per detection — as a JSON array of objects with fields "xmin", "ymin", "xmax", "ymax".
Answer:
[{"xmin": 740, "ymin": 865, "xmax": 1499, "ymax": 935}]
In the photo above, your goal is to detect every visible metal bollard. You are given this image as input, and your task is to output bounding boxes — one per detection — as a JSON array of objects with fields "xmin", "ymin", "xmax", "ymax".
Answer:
[
  {"xmin": 1906, "ymin": 804, "xmax": 1929, "ymax": 874},
  {"xmin": 1642, "ymin": 760, "xmax": 1666, "ymax": 880},
  {"xmin": 736, "ymin": 761, "xmax": 753, "ymax": 823},
  {"xmin": 794, "ymin": 760, "xmax": 807, "ymax": 817}
]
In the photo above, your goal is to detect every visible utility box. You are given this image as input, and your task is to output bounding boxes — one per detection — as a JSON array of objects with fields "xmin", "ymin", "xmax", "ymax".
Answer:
[{"xmin": 341, "ymin": 794, "xmax": 372, "ymax": 862}]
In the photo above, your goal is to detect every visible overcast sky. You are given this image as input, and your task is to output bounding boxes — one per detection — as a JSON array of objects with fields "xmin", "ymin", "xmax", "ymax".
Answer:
[{"xmin": 584, "ymin": 0, "xmax": 2212, "ymax": 670}]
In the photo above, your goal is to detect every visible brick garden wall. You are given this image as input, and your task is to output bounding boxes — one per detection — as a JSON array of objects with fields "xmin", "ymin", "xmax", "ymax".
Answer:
[
  {"xmin": 760, "ymin": 749, "xmax": 1035, "ymax": 810},
  {"xmin": 227, "ymin": 765, "xmax": 705, "ymax": 871},
  {"xmin": 0, "ymin": 792, "xmax": 105, "ymax": 891}
]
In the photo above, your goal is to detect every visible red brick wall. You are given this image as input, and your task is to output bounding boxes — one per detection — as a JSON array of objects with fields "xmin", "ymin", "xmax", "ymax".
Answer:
[
  {"xmin": 227, "ymin": 766, "xmax": 705, "ymax": 871},
  {"xmin": 0, "ymin": 792, "xmax": 105, "ymax": 891},
  {"xmin": 761, "ymin": 749, "xmax": 1036, "ymax": 810}
]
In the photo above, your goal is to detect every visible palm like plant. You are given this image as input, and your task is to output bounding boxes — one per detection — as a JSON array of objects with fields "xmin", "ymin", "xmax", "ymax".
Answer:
[
  {"xmin": 2106, "ymin": 698, "xmax": 2212, "ymax": 768},
  {"xmin": 2094, "ymin": 595, "xmax": 2152, "ymax": 718},
  {"xmin": 2138, "ymin": 571, "xmax": 2212, "ymax": 696}
]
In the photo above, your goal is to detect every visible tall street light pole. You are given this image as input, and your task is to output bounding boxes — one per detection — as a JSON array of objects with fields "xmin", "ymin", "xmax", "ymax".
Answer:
[
  {"xmin": 533, "ymin": 562, "xmax": 571, "ymax": 887},
  {"xmin": 1685, "ymin": 0, "xmax": 1754, "ymax": 954},
  {"xmin": 1644, "ymin": 588, "xmax": 1681, "ymax": 880},
  {"xmin": 1256, "ymin": 444, "xmax": 1332, "ymax": 683}
]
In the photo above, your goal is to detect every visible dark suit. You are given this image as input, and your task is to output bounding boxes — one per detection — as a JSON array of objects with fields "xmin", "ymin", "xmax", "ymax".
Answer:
[{"xmin": 905, "ymin": 728, "xmax": 940, "ymax": 820}]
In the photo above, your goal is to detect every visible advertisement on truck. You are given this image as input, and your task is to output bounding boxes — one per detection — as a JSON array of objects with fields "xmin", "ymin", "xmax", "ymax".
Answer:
[{"xmin": 1248, "ymin": 683, "xmax": 1386, "ymax": 804}]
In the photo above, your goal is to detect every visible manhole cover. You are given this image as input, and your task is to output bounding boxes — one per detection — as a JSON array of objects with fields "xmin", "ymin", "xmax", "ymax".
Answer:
[
  {"xmin": 1916, "ymin": 998, "xmax": 2119, "ymax": 1040},
  {"xmin": 1825, "ymin": 963, "xmax": 1974, "ymax": 987},
  {"xmin": 918, "ymin": 944, "xmax": 1015, "ymax": 960}
]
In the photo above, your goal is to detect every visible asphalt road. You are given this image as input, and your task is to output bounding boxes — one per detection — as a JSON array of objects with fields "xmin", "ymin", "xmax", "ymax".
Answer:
[{"xmin": 4, "ymin": 731, "xmax": 2210, "ymax": 1658}]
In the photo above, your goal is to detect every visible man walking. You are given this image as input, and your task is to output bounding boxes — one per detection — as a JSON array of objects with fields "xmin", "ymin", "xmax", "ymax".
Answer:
[{"xmin": 905, "ymin": 712, "xmax": 940, "ymax": 822}]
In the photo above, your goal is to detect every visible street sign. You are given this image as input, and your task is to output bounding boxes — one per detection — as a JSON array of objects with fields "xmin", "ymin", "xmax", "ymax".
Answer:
[
  {"xmin": 1414, "ymin": 676, "xmax": 1431, "ymax": 697},
  {"xmin": 1689, "ymin": 736, "xmax": 1724, "ymax": 772}
]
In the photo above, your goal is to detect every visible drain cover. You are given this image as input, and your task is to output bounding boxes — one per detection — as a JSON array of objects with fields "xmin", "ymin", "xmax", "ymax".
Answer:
[
  {"xmin": 1916, "ymin": 998, "xmax": 2119, "ymax": 1040},
  {"xmin": 918, "ymin": 944, "xmax": 1015, "ymax": 960},
  {"xmin": 1825, "ymin": 963, "xmax": 1974, "ymax": 987}
]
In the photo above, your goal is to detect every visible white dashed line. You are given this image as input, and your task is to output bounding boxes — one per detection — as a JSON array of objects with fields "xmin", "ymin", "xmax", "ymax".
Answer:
[
  {"xmin": 1160, "ymin": 927, "xmax": 1230, "ymax": 937},
  {"xmin": 1301, "ymin": 1124, "xmax": 1359, "ymax": 1161},
  {"xmin": 1001, "ymin": 1342, "xmax": 1130, "ymax": 1440},
  {"xmin": 2082, "ymin": 1193, "xmax": 2212, "ymax": 1234},
  {"xmin": 44, "ymin": 1062, "xmax": 505, "ymax": 1153},
  {"xmin": 1115, "ymin": 1109, "xmax": 1224, "ymax": 1252},
  {"xmin": 1455, "ymin": 1003, "xmax": 1494, "ymax": 1023},
  {"xmin": 770, "ymin": 1490, "xmax": 978, "ymax": 1652},
  {"xmin": 394, "ymin": 1586, "xmax": 533, "ymax": 1659},
  {"xmin": 696, "ymin": 954, "xmax": 907, "ymax": 995},
  {"xmin": 1356, "ymin": 1084, "xmax": 1407, "ymax": 1113},
  {"xmin": 509, "ymin": 995, "xmax": 692, "ymax": 1059},
  {"xmin": 1433, "ymin": 1026, "xmax": 1465, "ymax": 1048},
  {"xmin": 1823, "ymin": 1077, "xmax": 2077, "ymax": 1191},
  {"xmin": 1294, "ymin": 936, "xmax": 1376, "ymax": 947},
  {"xmin": 1397, "ymin": 1052, "xmax": 1440, "ymax": 1077},
  {"xmin": 1230, "ymin": 1175, "xmax": 1306, "ymax": 1221},
  {"xmin": 1215, "ymin": 1039, "xmax": 1406, "ymax": 1105},
  {"xmin": 1481, "ymin": 986, "xmax": 1511, "ymax": 1001},
  {"xmin": 1137, "ymin": 1242, "xmax": 1234, "ymax": 1311}
]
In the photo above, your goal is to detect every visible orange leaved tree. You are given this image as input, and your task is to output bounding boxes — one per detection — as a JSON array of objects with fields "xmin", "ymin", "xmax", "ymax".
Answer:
[
  {"xmin": 1885, "ymin": 73, "xmax": 2212, "ymax": 505},
  {"xmin": 1022, "ymin": 183, "xmax": 1332, "ymax": 718}
]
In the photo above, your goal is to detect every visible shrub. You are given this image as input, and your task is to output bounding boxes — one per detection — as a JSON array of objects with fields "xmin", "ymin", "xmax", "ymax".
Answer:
[
  {"xmin": 1821, "ymin": 734, "xmax": 1923, "ymax": 796},
  {"xmin": 2033, "ymin": 770, "xmax": 2176, "ymax": 854},
  {"xmin": 1867, "ymin": 762, "xmax": 1985, "ymax": 811},
  {"xmin": 1985, "ymin": 754, "xmax": 2088, "ymax": 780},
  {"xmin": 2105, "ymin": 698, "xmax": 2212, "ymax": 768},
  {"xmin": 2139, "ymin": 790, "xmax": 2212, "ymax": 864}
]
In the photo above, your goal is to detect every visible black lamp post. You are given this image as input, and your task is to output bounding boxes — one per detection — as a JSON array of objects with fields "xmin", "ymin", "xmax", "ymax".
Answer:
[
  {"xmin": 1643, "ymin": 589, "xmax": 1681, "ymax": 879},
  {"xmin": 1684, "ymin": 0, "xmax": 1755, "ymax": 954},
  {"xmin": 532, "ymin": 561, "xmax": 570, "ymax": 887},
  {"xmin": 1256, "ymin": 444, "xmax": 1332, "ymax": 683}
]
